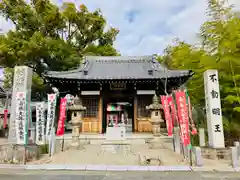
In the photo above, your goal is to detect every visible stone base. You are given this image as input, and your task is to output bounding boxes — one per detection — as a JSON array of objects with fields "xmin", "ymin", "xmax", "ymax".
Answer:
[
  {"xmin": 0, "ymin": 144, "xmax": 40, "ymax": 164},
  {"xmin": 100, "ymin": 140, "xmax": 130, "ymax": 155},
  {"xmin": 71, "ymin": 141, "xmax": 80, "ymax": 147},
  {"xmin": 148, "ymin": 137, "xmax": 164, "ymax": 149},
  {"xmin": 201, "ymin": 147, "xmax": 230, "ymax": 160}
]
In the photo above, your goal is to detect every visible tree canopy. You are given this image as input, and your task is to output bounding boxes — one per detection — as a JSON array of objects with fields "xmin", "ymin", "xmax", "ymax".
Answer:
[
  {"xmin": 158, "ymin": 0, "xmax": 240, "ymax": 138},
  {"xmin": 0, "ymin": 0, "xmax": 119, "ymax": 99}
]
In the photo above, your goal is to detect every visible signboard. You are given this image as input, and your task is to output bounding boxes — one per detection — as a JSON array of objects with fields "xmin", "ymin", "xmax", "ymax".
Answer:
[
  {"xmin": 46, "ymin": 94, "xmax": 57, "ymax": 140},
  {"xmin": 161, "ymin": 96, "xmax": 173, "ymax": 136},
  {"xmin": 36, "ymin": 102, "xmax": 45, "ymax": 145},
  {"xmin": 204, "ymin": 70, "xmax": 225, "ymax": 148},
  {"xmin": 56, "ymin": 98, "xmax": 67, "ymax": 136},
  {"xmin": 15, "ymin": 92, "xmax": 27, "ymax": 144},
  {"xmin": 110, "ymin": 83, "xmax": 126, "ymax": 90},
  {"xmin": 106, "ymin": 127, "xmax": 126, "ymax": 141},
  {"xmin": 175, "ymin": 91, "xmax": 190, "ymax": 146}
]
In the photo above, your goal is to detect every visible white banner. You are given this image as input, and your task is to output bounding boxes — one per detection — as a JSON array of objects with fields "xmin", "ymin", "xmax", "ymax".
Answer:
[
  {"xmin": 36, "ymin": 102, "xmax": 45, "ymax": 145},
  {"xmin": 15, "ymin": 92, "xmax": 27, "ymax": 145},
  {"xmin": 204, "ymin": 69, "xmax": 225, "ymax": 148},
  {"xmin": 46, "ymin": 94, "xmax": 57, "ymax": 140}
]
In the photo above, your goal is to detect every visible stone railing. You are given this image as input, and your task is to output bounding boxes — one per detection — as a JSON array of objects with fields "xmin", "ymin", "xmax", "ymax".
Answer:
[{"xmin": 0, "ymin": 143, "xmax": 41, "ymax": 164}]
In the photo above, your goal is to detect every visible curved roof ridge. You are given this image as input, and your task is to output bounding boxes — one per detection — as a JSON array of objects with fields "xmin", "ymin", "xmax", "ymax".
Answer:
[
  {"xmin": 45, "ymin": 67, "xmax": 82, "ymax": 75},
  {"xmin": 85, "ymin": 55, "xmax": 153, "ymax": 61},
  {"xmin": 43, "ymin": 55, "xmax": 193, "ymax": 80}
]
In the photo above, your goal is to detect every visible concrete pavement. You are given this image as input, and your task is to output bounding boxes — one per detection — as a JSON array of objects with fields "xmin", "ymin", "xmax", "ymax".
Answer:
[
  {"xmin": 0, "ymin": 164, "xmax": 239, "ymax": 172},
  {"xmin": 1, "ymin": 170, "xmax": 240, "ymax": 180}
]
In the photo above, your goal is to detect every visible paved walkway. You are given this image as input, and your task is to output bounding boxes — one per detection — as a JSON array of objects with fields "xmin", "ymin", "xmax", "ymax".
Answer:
[
  {"xmin": 1, "ymin": 135, "xmax": 238, "ymax": 170},
  {"xmin": 30, "ymin": 136, "xmax": 238, "ymax": 170},
  {"xmin": 0, "ymin": 138, "xmax": 7, "ymax": 145},
  {"xmin": 33, "ymin": 140, "xmax": 187, "ymax": 166}
]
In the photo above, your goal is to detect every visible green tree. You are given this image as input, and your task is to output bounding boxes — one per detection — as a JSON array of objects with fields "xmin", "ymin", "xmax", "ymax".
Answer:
[
  {"xmin": 0, "ymin": 0, "xmax": 119, "ymax": 99},
  {"xmin": 200, "ymin": 0, "xmax": 240, "ymax": 133},
  {"xmin": 158, "ymin": 39, "xmax": 214, "ymax": 106},
  {"xmin": 159, "ymin": 0, "xmax": 240, "ymax": 141}
]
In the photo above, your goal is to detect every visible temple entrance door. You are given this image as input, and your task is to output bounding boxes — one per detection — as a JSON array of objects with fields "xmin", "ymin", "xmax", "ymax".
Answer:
[{"xmin": 102, "ymin": 95, "xmax": 134, "ymax": 133}]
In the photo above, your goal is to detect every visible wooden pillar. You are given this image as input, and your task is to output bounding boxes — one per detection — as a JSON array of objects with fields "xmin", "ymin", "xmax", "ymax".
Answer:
[
  {"xmin": 134, "ymin": 94, "xmax": 138, "ymax": 132},
  {"xmin": 99, "ymin": 95, "xmax": 103, "ymax": 134}
]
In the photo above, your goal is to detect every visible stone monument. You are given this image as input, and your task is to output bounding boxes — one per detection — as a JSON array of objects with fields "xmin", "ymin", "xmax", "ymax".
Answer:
[
  {"xmin": 204, "ymin": 70, "xmax": 225, "ymax": 148},
  {"xmin": 8, "ymin": 66, "xmax": 33, "ymax": 143},
  {"xmin": 68, "ymin": 95, "xmax": 86, "ymax": 147},
  {"xmin": 146, "ymin": 94, "xmax": 164, "ymax": 149}
]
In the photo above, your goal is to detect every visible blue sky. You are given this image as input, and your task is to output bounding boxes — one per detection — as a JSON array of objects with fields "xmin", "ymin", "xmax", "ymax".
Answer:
[{"xmin": 1, "ymin": 0, "xmax": 240, "ymax": 55}]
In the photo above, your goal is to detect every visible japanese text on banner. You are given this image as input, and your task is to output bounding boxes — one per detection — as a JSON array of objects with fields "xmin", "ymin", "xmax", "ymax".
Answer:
[
  {"xmin": 46, "ymin": 94, "xmax": 57, "ymax": 139},
  {"xmin": 161, "ymin": 96, "xmax": 173, "ymax": 136},
  {"xmin": 36, "ymin": 102, "xmax": 45, "ymax": 145},
  {"xmin": 15, "ymin": 92, "xmax": 27, "ymax": 145},
  {"xmin": 175, "ymin": 91, "xmax": 190, "ymax": 146},
  {"xmin": 56, "ymin": 98, "xmax": 67, "ymax": 136}
]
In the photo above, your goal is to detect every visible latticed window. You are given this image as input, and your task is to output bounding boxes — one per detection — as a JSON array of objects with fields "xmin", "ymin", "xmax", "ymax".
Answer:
[
  {"xmin": 137, "ymin": 95, "xmax": 152, "ymax": 118},
  {"xmin": 82, "ymin": 96, "xmax": 99, "ymax": 118}
]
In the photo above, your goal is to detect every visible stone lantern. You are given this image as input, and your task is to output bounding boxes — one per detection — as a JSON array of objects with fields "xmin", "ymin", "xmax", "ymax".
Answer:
[
  {"xmin": 146, "ymin": 94, "xmax": 164, "ymax": 148},
  {"xmin": 68, "ymin": 95, "xmax": 86, "ymax": 147}
]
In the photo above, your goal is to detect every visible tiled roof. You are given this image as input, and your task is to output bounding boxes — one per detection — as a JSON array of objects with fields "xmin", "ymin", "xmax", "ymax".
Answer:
[{"xmin": 44, "ymin": 56, "xmax": 193, "ymax": 80}]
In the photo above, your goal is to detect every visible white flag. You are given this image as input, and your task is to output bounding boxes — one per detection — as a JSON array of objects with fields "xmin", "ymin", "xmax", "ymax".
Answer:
[
  {"xmin": 46, "ymin": 94, "xmax": 57, "ymax": 140},
  {"xmin": 36, "ymin": 102, "xmax": 45, "ymax": 145}
]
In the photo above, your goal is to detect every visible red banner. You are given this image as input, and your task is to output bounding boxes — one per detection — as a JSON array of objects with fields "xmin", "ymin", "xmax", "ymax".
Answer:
[
  {"xmin": 167, "ymin": 96, "xmax": 177, "ymax": 126},
  {"xmin": 187, "ymin": 94, "xmax": 197, "ymax": 135},
  {"xmin": 56, "ymin": 98, "xmax": 67, "ymax": 136},
  {"xmin": 3, "ymin": 109, "xmax": 8, "ymax": 128},
  {"xmin": 161, "ymin": 96, "xmax": 173, "ymax": 136},
  {"xmin": 175, "ymin": 91, "xmax": 190, "ymax": 146}
]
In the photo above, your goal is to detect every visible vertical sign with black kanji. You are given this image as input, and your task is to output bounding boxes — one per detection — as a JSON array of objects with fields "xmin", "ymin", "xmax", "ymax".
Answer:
[
  {"xmin": 36, "ymin": 102, "xmax": 45, "ymax": 145},
  {"xmin": 204, "ymin": 70, "xmax": 225, "ymax": 148},
  {"xmin": 8, "ymin": 66, "xmax": 32, "ymax": 144},
  {"xmin": 15, "ymin": 92, "xmax": 27, "ymax": 145},
  {"xmin": 46, "ymin": 94, "xmax": 57, "ymax": 140}
]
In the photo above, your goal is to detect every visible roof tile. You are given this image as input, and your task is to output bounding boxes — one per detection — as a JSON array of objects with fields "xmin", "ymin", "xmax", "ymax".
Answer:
[{"xmin": 44, "ymin": 56, "xmax": 193, "ymax": 80}]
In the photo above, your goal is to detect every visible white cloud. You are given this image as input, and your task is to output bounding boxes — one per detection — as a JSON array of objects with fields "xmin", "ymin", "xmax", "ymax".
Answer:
[
  {"xmin": 0, "ymin": 0, "xmax": 240, "ymax": 55},
  {"xmin": 0, "ymin": 17, "xmax": 14, "ymax": 34}
]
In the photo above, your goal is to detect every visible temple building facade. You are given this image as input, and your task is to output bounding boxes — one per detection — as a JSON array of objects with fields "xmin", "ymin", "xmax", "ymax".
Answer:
[{"xmin": 44, "ymin": 56, "xmax": 193, "ymax": 134}]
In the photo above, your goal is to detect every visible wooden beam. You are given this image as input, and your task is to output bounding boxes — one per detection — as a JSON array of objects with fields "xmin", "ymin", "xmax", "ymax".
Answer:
[
  {"xmin": 133, "ymin": 93, "xmax": 138, "ymax": 132},
  {"xmin": 99, "ymin": 95, "xmax": 103, "ymax": 134}
]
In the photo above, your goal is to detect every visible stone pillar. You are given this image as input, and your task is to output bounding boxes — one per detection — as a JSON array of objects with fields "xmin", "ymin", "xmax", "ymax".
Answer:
[
  {"xmin": 233, "ymin": 141, "xmax": 240, "ymax": 160},
  {"xmin": 30, "ymin": 127, "xmax": 36, "ymax": 144},
  {"xmin": 72, "ymin": 121, "xmax": 81, "ymax": 146},
  {"xmin": 194, "ymin": 146, "xmax": 203, "ymax": 167},
  {"xmin": 230, "ymin": 147, "xmax": 239, "ymax": 168},
  {"xmin": 199, "ymin": 128, "xmax": 205, "ymax": 147},
  {"xmin": 8, "ymin": 66, "xmax": 33, "ymax": 143},
  {"xmin": 50, "ymin": 127, "xmax": 56, "ymax": 156},
  {"xmin": 173, "ymin": 127, "xmax": 181, "ymax": 154}
]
